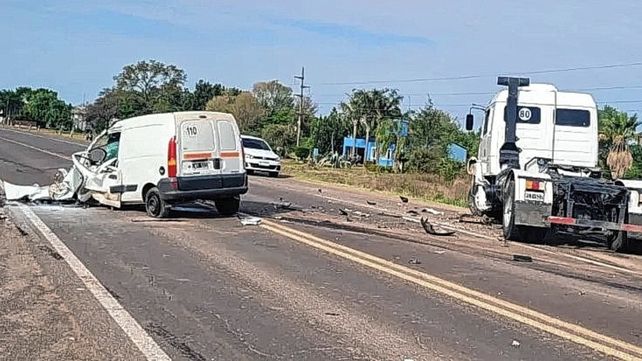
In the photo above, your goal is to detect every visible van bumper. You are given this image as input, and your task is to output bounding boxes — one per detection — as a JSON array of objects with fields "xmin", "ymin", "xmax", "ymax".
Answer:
[{"xmin": 157, "ymin": 173, "xmax": 248, "ymax": 202}]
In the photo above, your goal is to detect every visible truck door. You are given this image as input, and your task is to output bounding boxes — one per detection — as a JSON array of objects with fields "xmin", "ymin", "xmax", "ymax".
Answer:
[
  {"xmin": 479, "ymin": 108, "xmax": 493, "ymax": 174},
  {"xmin": 179, "ymin": 119, "xmax": 221, "ymax": 177}
]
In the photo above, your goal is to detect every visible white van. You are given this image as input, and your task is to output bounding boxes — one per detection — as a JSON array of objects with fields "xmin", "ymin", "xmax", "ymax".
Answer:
[{"xmin": 73, "ymin": 111, "xmax": 247, "ymax": 217}]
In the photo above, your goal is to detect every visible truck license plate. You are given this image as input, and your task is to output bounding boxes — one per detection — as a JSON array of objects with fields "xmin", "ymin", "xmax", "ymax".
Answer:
[
  {"xmin": 525, "ymin": 191, "xmax": 544, "ymax": 202},
  {"xmin": 193, "ymin": 161, "xmax": 210, "ymax": 170}
]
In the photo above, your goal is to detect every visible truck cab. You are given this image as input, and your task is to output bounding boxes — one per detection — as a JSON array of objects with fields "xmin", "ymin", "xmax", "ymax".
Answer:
[{"xmin": 467, "ymin": 78, "xmax": 636, "ymax": 252}]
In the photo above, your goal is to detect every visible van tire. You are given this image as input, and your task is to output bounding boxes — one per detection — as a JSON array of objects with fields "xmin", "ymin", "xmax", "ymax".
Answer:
[
  {"xmin": 215, "ymin": 196, "xmax": 240, "ymax": 216},
  {"xmin": 145, "ymin": 187, "xmax": 170, "ymax": 218}
]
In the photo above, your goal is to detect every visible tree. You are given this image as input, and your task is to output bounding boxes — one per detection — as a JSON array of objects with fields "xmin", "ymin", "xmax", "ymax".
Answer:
[
  {"xmin": 22, "ymin": 89, "xmax": 72, "ymax": 129},
  {"xmin": 0, "ymin": 89, "xmax": 24, "ymax": 120},
  {"xmin": 189, "ymin": 80, "xmax": 226, "ymax": 111},
  {"xmin": 599, "ymin": 105, "xmax": 640, "ymax": 179},
  {"xmin": 310, "ymin": 108, "xmax": 349, "ymax": 154},
  {"xmin": 340, "ymin": 89, "xmax": 403, "ymax": 161},
  {"xmin": 85, "ymin": 88, "xmax": 119, "ymax": 132},
  {"xmin": 113, "ymin": 60, "xmax": 187, "ymax": 115},
  {"xmin": 206, "ymin": 92, "xmax": 265, "ymax": 134},
  {"xmin": 252, "ymin": 81, "xmax": 295, "ymax": 125},
  {"xmin": 261, "ymin": 123, "xmax": 296, "ymax": 156}
]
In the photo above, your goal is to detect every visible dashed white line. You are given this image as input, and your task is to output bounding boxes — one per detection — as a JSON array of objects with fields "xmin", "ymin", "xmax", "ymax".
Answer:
[
  {"xmin": 0, "ymin": 135, "xmax": 69, "ymax": 160},
  {"xmin": 16, "ymin": 204, "xmax": 172, "ymax": 361}
]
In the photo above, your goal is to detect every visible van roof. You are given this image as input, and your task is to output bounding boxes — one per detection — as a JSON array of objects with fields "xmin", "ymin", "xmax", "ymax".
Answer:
[{"xmin": 110, "ymin": 111, "xmax": 235, "ymax": 131}]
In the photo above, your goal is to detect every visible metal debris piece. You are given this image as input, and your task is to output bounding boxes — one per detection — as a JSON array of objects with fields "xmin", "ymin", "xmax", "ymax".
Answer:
[
  {"xmin": 407, "ymin": 209, "xmax": 419, "ymax": 216},
  {"xmin": 400, "ymin": 196, "xmax": 409, "ymax": 203},
  {"xmin": 339, "ymin": 209, "xmax": 349, "ymax": 216},
  {"xmin": 512, "ymin": 254, "xmax": 533, "ymax": 262},
  {"xmin": 366, "ymin": 200, "xmax": 377, "ymax": 205},
  {"xmin": 408, "ymin": 258, "xmax": 422, "ymax": 265},
  {"xmin": 318, "ymin": 189, "xmax": 322, "ymax": 193},
  {"xmin": 239, "ymin": 216, "xmax": 262, "ymax": 226},
  {"xmin": 353, "ymin": 211, "xmax": 370, "ymax": 217},
  {"xmin": 511, "ymin": 340, "xmax": 521, "ymax": 347},
  {"xmin": 420, "ymin": 217, "xmax": 456, "ymax": 236},
  {"xmin": 422, "ymin": 208, "xmax": 443, "ymax": 215}
]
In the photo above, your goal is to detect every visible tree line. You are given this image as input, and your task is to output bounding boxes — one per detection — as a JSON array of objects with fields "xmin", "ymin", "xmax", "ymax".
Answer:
[{"xmin": 1, "ymin": 59, "xmax": 639, "ymax": 180}]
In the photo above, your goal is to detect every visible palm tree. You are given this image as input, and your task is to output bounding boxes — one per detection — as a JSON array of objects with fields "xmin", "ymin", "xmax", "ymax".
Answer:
[{"xmin": 599, "ymin": 105, "xmax": 640, "ymax": 179}]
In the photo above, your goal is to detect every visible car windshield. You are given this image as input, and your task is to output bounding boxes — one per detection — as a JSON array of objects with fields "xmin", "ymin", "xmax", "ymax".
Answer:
[{"xmin": 243, "ymin": 138, "xmax": 271, "ymax": 151}]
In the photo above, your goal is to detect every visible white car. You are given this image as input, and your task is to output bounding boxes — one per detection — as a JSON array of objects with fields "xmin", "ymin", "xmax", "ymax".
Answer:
[{"xmin": 242, "ymin": 135, "xmax": 281, "ymax": 177}]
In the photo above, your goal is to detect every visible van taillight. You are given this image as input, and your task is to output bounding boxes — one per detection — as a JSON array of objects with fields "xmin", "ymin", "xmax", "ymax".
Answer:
[{"xmin": 167, "ymin": 136, "xmax": 177, "ymax": 177}]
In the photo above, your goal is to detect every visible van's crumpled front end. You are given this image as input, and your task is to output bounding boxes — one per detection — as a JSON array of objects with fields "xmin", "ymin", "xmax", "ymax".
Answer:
[{"xmin": 2, "ymin": 167, "xmax": 85, "ymax": 202}]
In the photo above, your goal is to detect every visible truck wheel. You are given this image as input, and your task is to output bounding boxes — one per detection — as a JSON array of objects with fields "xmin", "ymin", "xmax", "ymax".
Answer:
[
  {"xmin": 215, "ymin": 196, "xmax": 240, "ymax": 216},
  {"xmin": 608, "ymin": 231, "xmax": 629, "ymax": 252},
  {"xmin": 502, "ymin": 179, "xmax": 521, "ymax": 241},
  {"xmin": 468, "ymin": 186, "xmax": 482, "ymax": 216},
  {"xmin": 145, "ymin": 187, "xmax": 170, "ymax": 218}
]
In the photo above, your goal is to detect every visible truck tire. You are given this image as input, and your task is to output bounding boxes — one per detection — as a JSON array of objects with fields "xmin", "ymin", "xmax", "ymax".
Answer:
[
  {"xmin": 215, "ymin": 196, "xmax": 241, "ymax": 216},
  {"xmin": 145, "ymin": 187, "xmax": 170, "ymax": 218},
  {"xmin": 502, "ymin": 179, "xmax": 547, "ymax": 243},
  {"xmin": 608, "ymin": 231, "xmax": 629, "ymax": 252},
  {"xmin": 468, "ymin": 186, "xmax": 482, "ymax": 216}
]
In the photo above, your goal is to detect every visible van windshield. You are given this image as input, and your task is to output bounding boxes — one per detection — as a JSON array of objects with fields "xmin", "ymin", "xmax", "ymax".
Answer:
[{"xmin": 243, "ymin": 138, "xmax": 271, "ymax": 150}]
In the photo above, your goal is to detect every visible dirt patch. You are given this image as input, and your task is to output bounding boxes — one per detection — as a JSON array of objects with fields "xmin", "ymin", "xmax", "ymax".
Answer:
[{"xmin": 0, "ymin": 206, "xmax": 97, "ymax": 360}]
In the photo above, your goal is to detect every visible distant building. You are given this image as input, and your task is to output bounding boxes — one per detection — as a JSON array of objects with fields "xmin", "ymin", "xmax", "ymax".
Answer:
[
  {"xmin": 341, "ymin": 136, "xmax": 396, "ymax": 168},
  {"xmin": 72, "ymin": 106, "xmax": 88, "ymax": 131},
  {"xmin": 447, "ymin": 143, "xmax": 468, "ymax": 162}
]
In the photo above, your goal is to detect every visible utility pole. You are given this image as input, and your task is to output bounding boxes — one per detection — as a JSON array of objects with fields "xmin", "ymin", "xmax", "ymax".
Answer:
[{"xmin": 294, "ymin": 67, "xmax": 309, "ymax": 147}]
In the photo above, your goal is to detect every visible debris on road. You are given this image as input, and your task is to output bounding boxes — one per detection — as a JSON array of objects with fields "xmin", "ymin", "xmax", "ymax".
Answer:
[
  {"xmin": 400, "ymin": 196, "xmax": 409, "ymax": 203},
  {"xmin": 407, "ymin": 209, "xmax": 419, "ymax": 216},
  {"xmin": 366, "ymin": 200, "xmax": 376, "ymax": 205},
  {"xmin": 318, "ymin": 188, "xmax": 322, "ymax": 193},
  {"xmin": 422, "ymin": 208, "xmax": 444, "ymax": 215},
  {"xmin": 511, "ymin": 340, "xmax": 521, "ymax": 347},
  {"xmin": 420, "ymin": 218, "xmax": 456, "ymax": 236},
  {"xmin": 513, "ymin": 255, "xmax": 533, "ymax": 263},
  {"xmin": 339, "ymin": 209, "xmax": 349, "ymax": 216},
  {"xmin": 239, "ymin": 215, "xmax": 262, "ymax": 226},
  {"xmin": 408, "ymin": 258, "xmax": 422, "ymax": 265},
  {"xmin": 2, "ymin": 167, "xmax": 83, "ymax": 202},
  {"xmin": 353, "ymin": 211, "xmax": 370, "ymax": 218}
]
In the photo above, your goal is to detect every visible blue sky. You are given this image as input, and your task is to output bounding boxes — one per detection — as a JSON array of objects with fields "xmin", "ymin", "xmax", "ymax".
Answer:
[{"xmin": 2, "ymin": 0, "xmax": 642, "ymax": 120}]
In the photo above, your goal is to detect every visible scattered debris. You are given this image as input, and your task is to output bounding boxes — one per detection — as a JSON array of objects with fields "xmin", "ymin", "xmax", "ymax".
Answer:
[
  {"xmin": 511, "ymin": 340, "xmax": 521, "ymax": 347},
  {"xmin": 400, "ymin": 196, "xmax": 409, "ymax": 203},
  {"xmin": 353, "ymin": 211, "xmax": 370, "ymax": 218},
  {"xmin": 14, "ymin": 224, "xmax": 29, "ymax": 236},
  {"xmin": 422, "ymin": 208, "xmax": 444, "ymax": 215},
  {"xmin": 318, "ymin": 189, "xmax": 322, "ymax": 193},
  {"xmin": 433, "ymin": 250, "xmax": 446, "ymax": 255},
  {"xmin": 408, "ymin": 258, "xmax": 422, "ymax": 265},
  {"xmin": 366, "ymin": 200, "xmax": 377, "ymax": 205},
  {"xmin": 339, "ymin": 209, "xmax": 349, "ymax": 216},
  {"xmin": 407, "ymin": 209, "xmax": 419, "ymax": 216},
  {"xmin": 273, "ymin": 201, "xmax": 296, "ymax": 210},
  {"xmin": 513, "ymin": 254, "xmax": 533, "ymax": 262},
  {"xmin": 239, "ymin": 216, "xmax": 262, "ymax": 226},
  {"xmin": 324, "ymin": 312, "xmax": 340, "ymax": 316},
  {"xmin": 420, "ymin": 218, "xmax": 456, "ymax": 236}
]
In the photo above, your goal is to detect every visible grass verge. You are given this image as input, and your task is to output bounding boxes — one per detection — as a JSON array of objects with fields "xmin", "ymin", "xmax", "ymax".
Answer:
[{"xmin": 282, "ymin": 160, "xmax": 470, "ymax": 208}]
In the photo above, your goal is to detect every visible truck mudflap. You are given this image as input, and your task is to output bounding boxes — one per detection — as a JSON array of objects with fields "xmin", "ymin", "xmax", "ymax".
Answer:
[{"xmin": 547, "ymin": 216, "xmax": 642, "ymax": 233}]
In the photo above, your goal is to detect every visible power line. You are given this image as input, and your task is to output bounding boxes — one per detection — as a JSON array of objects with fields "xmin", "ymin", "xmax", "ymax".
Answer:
[{"xmin": 315, "ymin": 61, "xmax": 642, "ymax": 86}]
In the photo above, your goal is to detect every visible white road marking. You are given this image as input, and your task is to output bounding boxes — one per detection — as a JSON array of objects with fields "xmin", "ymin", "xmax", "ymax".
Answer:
[
  {"xmin": 0, "ymin": 127, "xmax": 87, "ymax": 146},
  {"xmin": 0, "ymin": 135, "xmax": 69, "ymax": 160},
  {"xmin": 16, "ymin": 204, "xmax": 172, "ymax": 361}
]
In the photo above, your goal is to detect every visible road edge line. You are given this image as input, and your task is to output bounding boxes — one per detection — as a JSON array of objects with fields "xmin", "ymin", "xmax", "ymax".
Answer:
[
  {"xmin": 15, "ymin": 204, "xmax": 172, "ymax": 361},
  {"xmin": 0, "ymin": 127, "xmax": 88, "ymax": 146}
]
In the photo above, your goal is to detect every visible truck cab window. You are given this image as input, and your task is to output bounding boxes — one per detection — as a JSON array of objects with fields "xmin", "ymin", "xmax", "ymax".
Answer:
[{"xmin": 555, "ymin": 108, "xmax": 590, "ymax": 127}]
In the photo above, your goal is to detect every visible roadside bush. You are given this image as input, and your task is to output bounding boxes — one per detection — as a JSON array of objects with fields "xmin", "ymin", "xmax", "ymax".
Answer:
[
  {"xmin": 293, "ymin": 146, "xmax": 310, "ymax": 160},
  {"xmin": 406, "ymin": 147, "xmax": 442, "ymax": 173}
]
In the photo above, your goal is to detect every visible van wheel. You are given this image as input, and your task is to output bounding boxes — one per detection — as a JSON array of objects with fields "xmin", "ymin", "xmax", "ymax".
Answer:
[
  {"xmin": 215, "ymin": 196, "xmax": 240, "ymax": 216},
  {"xmin": 145, "ymin": 187, "xmax": 170, "ymax": 218}
]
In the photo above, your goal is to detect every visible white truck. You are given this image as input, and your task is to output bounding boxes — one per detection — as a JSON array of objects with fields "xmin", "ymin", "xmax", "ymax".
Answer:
[{"xmin": 466, "ymin": 77, "xmax": 642, "ymax": 252}]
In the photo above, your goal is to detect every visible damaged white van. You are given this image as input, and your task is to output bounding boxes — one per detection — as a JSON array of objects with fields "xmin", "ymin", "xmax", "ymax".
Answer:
[{"xmin": 74, "ymin": 111, "xmax": 247, "ymax": 217}]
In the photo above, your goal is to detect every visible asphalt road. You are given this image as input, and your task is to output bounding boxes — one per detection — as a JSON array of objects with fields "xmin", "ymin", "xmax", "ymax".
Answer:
[{"xmin": 1, "ymin": 126, "xmax": 642, "ymax": 361}]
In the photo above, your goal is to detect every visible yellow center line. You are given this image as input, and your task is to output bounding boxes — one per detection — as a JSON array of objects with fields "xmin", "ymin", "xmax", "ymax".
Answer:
[{"xmin": 261, "ymin": 219, "xmax": 642, "ymax": 360}]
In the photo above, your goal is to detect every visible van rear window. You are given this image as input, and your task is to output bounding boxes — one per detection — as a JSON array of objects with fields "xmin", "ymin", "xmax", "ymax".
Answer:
[
  {"xmin": 504, "ymin": 106, "xmax": 541, "ymax": 124},
  {"xmin": 181, "ymin": 121, "xmax": 215, "ymax": 151},
  {"xmin": 218, "ymin": 121, "xmax": 237, "ymax": 150},
  {"xmin": 555, "ymin": 109, "xmax": 590, "ymax": 127}
]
